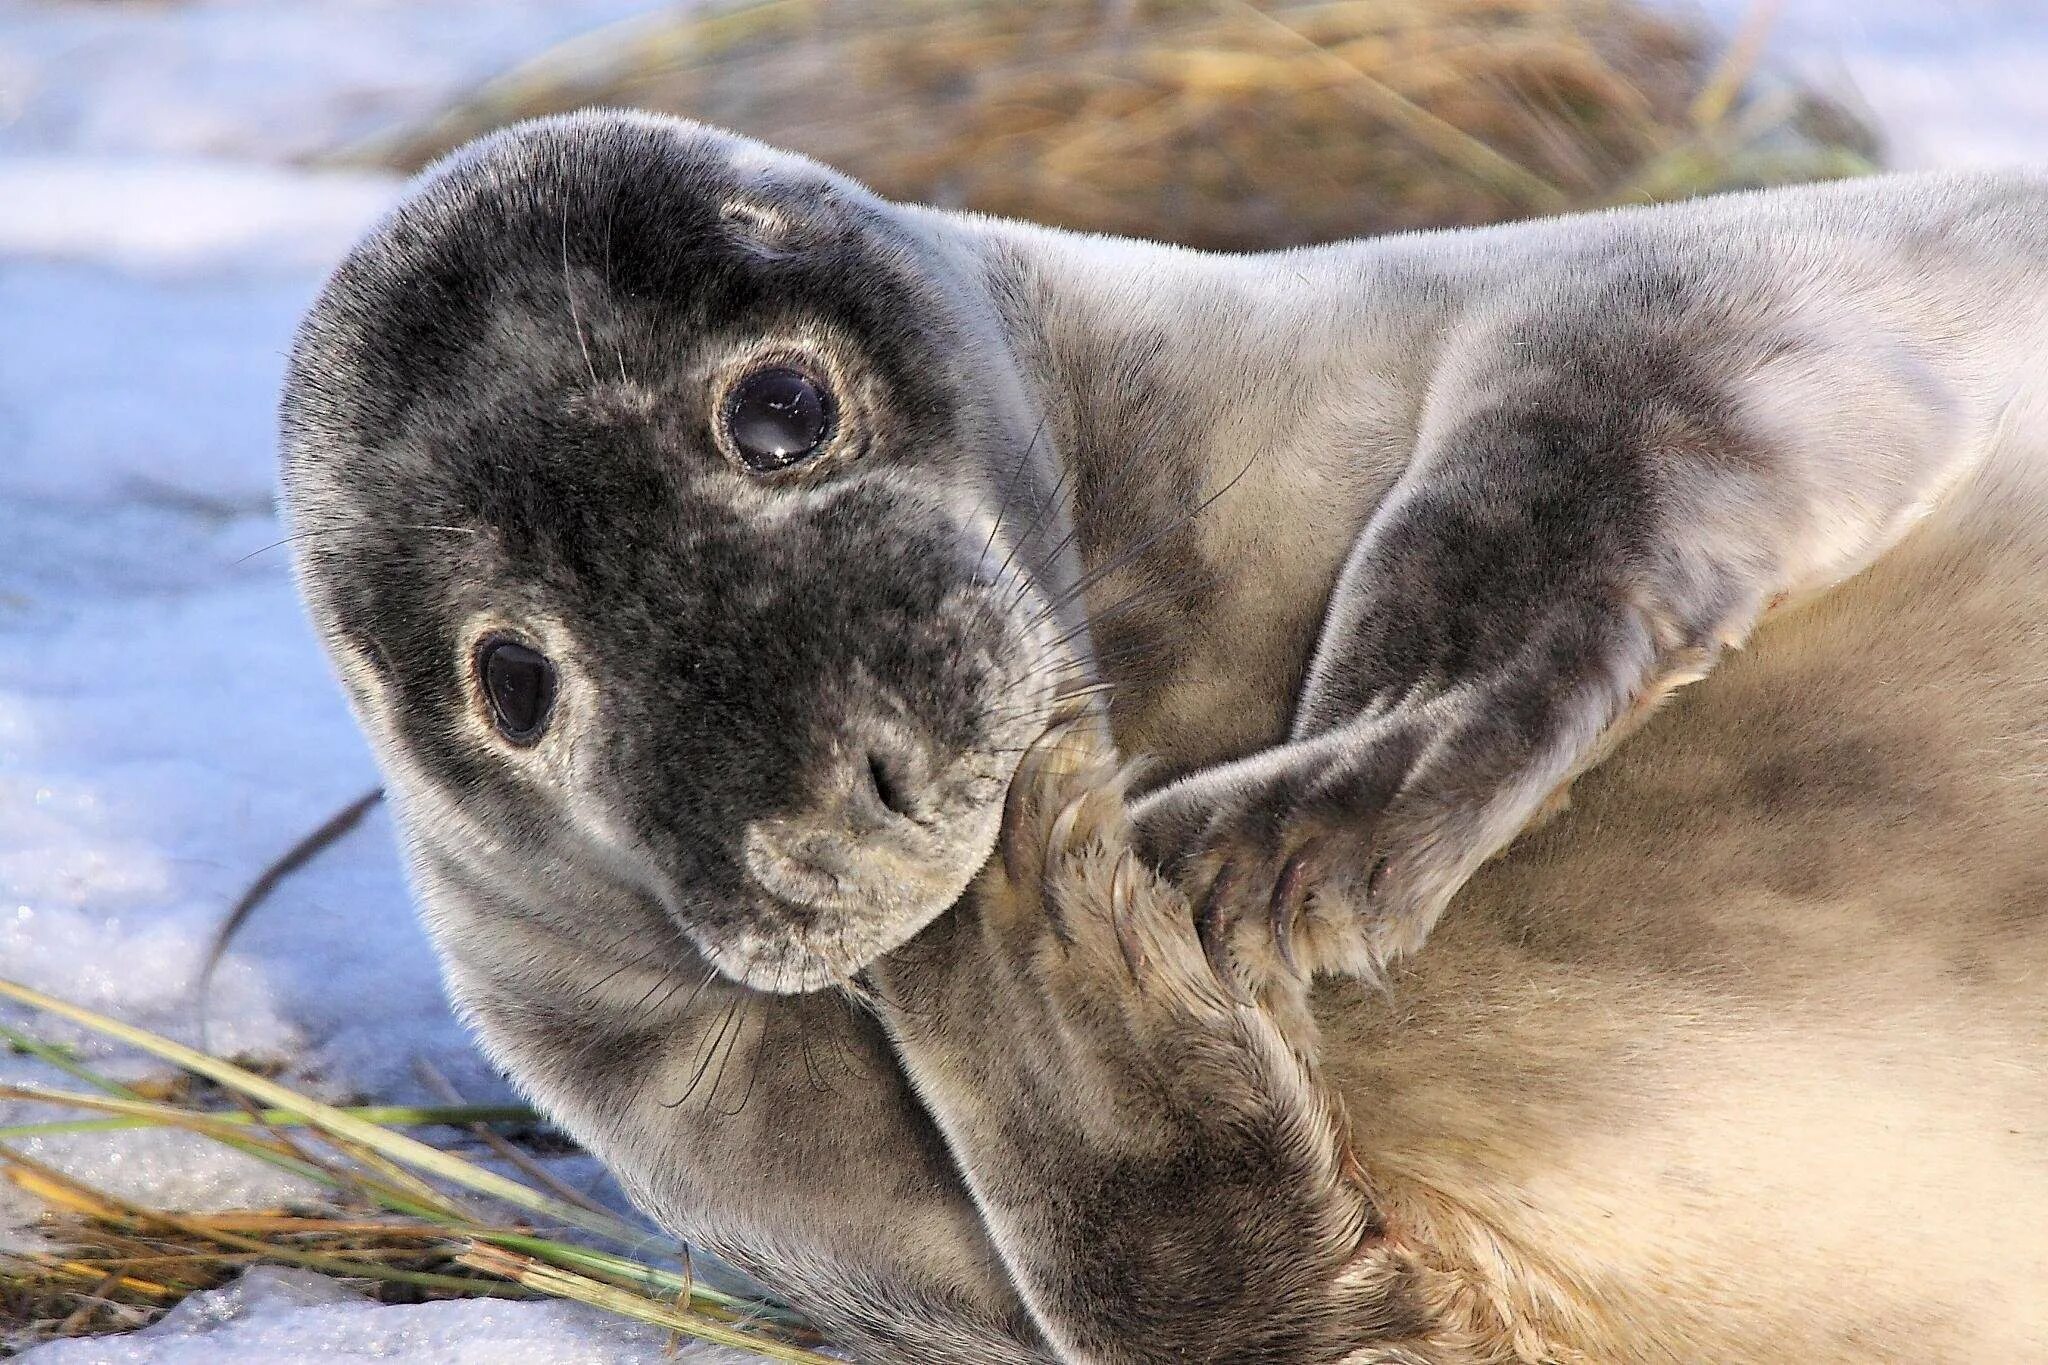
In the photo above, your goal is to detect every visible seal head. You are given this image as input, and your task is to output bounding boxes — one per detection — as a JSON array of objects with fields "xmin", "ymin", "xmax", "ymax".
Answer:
[{"xmin": 283, "ymin": 112, "xmax": 1081, "ymax": 993}]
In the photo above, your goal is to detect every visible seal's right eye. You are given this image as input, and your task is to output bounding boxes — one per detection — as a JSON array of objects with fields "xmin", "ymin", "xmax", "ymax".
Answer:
[
  {"xmin": 722, "ymin": 366, "xmax": 833, "ymax": 472},
  {"xmin": 478, "ymin": 638, "xmax": 556, "ymax": 745}
]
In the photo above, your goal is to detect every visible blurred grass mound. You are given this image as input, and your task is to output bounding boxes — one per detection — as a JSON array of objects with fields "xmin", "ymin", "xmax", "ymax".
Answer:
[{"xmin": 349, "ymin": 0, "xmax": 1880, "ymax": 249}]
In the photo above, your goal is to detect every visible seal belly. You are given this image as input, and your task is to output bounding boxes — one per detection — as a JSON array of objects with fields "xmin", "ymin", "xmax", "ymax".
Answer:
[{"xmin": 1319, "ymin": 420, "xmax": 2048, "ymax": 1362}]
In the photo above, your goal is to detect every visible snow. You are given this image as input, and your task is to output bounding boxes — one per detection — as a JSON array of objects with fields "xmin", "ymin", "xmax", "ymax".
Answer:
[
  {"xmin": 0, "ymin": 0, "xmax": 680, "ymax": 1339},
  {"xmin": 0, "ymin": 0, "xmax": 2039, "ymax": 1359},
  {"xmin": 0, "ymin": 158, "xmax": 398, "ymax": 276},
  {"xmin": 17, "ymin": 1266, "xmax": 702, "ymax": 1363},
  {"xmin": 0, "ymin": 0, "xmax": 656, "ymax": 162}
]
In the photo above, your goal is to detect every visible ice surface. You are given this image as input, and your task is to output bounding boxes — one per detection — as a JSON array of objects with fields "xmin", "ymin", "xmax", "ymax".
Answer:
[
  {"xmin": 0, "ymin": 0, "xmax": 641, "ymax": 1270},
  {"xmin": 0, "ymin": 0, "xmax": 660, "ymax": 162},
  {"xmin": 0, "ymin": 6, "xmax": 772, "ymax": 1349},
  {"xmin": 13, "ymin": 1266, "xmax": 702, "ymax": 1364},
  {"xmin": 0, "ymin": 0, "xmax": 2037, "ymax": 1358}
]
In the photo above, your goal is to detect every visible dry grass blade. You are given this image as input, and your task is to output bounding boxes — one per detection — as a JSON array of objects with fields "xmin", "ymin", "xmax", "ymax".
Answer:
[
  {"xmin": 0, "ymin": 983, "xmax": 827, "ymax": 1359},
  {"xmin": 0, "ymin": 1084, "xmax": 523, "ymax": 1234},
  {"xmin": 1689, "ymin": 0, "xmax": 1780, "ymax": 130},
  {"xmin": 0, "ymin": 1101, "xmax": 538, "ymax": 1142},
  {"xmin": 460, "ymin": 1244, "xmax": 839, "ymax": 1363},
  {"xmin": 1223, "ymin": 0, "xmax": 1570, "ymax": 212},
  {"xmin": 412, "ymin": 1056, "xmax": 616, "ymax": 1221},
  {"xmin": 0, "ymin": 1143, "xmax": 520, "ymax": 1299},
  {"xmin": 472, "ymin": 1233, "xmax": 794, "ymax": 1320},
  {"xmin": 0, "ymin": 1021, "xmax": 146, "ymax": 1100},
  {"xmin": 0, "ymin": 977, "xmax": 648, "ymax": 1248}
]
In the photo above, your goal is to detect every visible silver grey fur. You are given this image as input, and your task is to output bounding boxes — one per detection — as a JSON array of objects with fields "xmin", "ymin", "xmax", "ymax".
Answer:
[{"xmin": 282, "ymin": 112, "xmax": 2048, "ymax": 1361}]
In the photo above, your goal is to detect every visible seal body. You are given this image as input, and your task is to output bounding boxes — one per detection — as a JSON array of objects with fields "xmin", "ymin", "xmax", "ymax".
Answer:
[{"xmin": 282, "ymin": 112, "xmax": 2048, "ymax": 1361}]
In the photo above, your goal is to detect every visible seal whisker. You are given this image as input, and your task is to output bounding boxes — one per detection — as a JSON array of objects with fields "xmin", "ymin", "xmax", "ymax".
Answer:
[
  {"xmin": 795, "ymin": 990, "xmax": 831, "ymax": 1096},
  {"xmin": 708, "ymin": 972, "xmax": 762, "ymax": 1113},
  {"xmin": 717, "ymin": 1000, "xmax": 765, "ymax": 1117},
  {"xmin": 977, "ymin": 416, "xmax": 1049, "ymax": 581},
  {"xmin": 827, "ymin": 989, "xmax": 871, "ymax": 1077},
  {"xmin": 663, "ymin": 945, "xmax": 736, "ymax": 1026},
  {"xmin": 991, "ymin": 447, "xmax": 1076, "ymax": 594},
  {"xmin": 235, "ymin": 524, "xmax": 474, "ymax": 565},
  {"xmin": 571, "ymin": 937, "xmax": 674, "ymax": 1008},
  {"xmin": 978, "ymin": 572, "xmax": 1226, "ymax": 737},
  {"xmin": 988, "ymin": 672, "xmax": 1127, "ymax": 728},
  {"xmin": 621, "ymin": 946, "xmax": 696, "ymax": 1021},
  {"xmin": 1031, "ymin": 446, "xmax": 1262, "ymax": 628},
  {"xmin": 717, "ymin": 958, "xmax": 784, "ymax": 1117},
  {"xmin": 1032, "ymin": 566, "xmax": 1230, "ymax": 660},
  {"xmin": 665, "ymin": 963, "xmax": 750, "ymax": 1111},
  {"xmin": 1012, "ymin": 399, "xmax": 1180, "ymax": 612},
  {"xmin": 979, "ymin": 679, "xmax": 1121, "ymax": 729},
  {"xmin": 599, "ymin": 181, "xmax": 630, "ymax": 385},
  {"xmin": 560, "ymin": 193, "xmax": 600, "ymax": 389}
]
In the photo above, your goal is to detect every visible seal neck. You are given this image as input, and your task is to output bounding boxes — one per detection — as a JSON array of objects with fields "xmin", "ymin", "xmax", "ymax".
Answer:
[{"xmin": 961, "ymin": 220, "xmax": 1446, "ymax": 774}]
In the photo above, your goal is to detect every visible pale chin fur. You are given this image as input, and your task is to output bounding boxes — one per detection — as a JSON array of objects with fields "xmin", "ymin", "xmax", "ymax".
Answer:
[
  {"xmin": 729, "ymin": 784, "xmax": 1007, "ymax": 992},
  {"xmin": 715, "ymin": 791, "xmax": 1008, "ymax": 994}
]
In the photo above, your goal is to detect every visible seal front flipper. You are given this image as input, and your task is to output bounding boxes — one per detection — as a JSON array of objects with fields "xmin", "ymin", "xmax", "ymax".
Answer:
[
  {"xmin": 1130, "ymin": 479, "xmax": 1733, "ymax": 979},
  {"xmin": 1132, "ymin": 277, "xmax": 1980, "ymax": 980},
  {"xmin": 868, "ymin": 724, "xmax": 1440, "ymax": 1365}
]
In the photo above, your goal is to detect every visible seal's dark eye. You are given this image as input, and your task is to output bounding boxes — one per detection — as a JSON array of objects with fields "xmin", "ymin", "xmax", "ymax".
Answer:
[
  {"xmin": 723, "ymin": 367, "xmax": 833, "ymax": 472},
  {"xmin": 478, "ymin": 638, "xmax": 556, "ymax": 744}
]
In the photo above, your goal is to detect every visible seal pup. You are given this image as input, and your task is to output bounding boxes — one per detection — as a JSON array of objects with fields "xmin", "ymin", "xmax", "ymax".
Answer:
[{"xmin": 282, "ymin": 112, "xmax": 2048, "ymax": 1360}]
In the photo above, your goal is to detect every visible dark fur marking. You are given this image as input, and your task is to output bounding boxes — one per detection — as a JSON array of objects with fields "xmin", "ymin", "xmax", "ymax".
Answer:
[{"xmin": 287, "ymin": 117, "xmax": 1057, "ymax": 947}]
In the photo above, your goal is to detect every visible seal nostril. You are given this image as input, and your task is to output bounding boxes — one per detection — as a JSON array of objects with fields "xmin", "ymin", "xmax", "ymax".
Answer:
[{"xmin": 866, "ymin": 751, "xmax": 917, "ymax": 821}]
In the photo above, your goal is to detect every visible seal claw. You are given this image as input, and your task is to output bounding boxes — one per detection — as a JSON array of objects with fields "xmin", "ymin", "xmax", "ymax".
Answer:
[
  {"xmin": 1004, "ymin": 715, "xmax": 1095, "ymax": 883},
  {"xmin": 1365, "ymin": 851, "xmax": 1394, "ymax": 902},
  {"xmin": 1268, "ymin": 841, "xmax": 1319, "ymax": 977},
  {"xmin": 1196, "ymin": 859, "xmax": 1253, "ymax": 1004}
]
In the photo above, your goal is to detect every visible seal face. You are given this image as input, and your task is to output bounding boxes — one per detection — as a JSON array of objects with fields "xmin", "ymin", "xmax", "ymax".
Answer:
[{"xmin": 283, "ymin": 113, "xmax": 1081, "ymax": 992}]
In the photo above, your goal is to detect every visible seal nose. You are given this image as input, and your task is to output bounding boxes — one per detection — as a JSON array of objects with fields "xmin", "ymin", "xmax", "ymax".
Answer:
[
  {"xmin": 862, "ymin": 749, "xmax": 918, "ymax": 822},
  {"xmin": 847, "ymin": 742, "xmax": 928, "ymax": 832}
]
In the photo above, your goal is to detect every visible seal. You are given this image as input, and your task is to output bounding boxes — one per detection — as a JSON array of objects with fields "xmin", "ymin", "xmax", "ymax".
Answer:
[{"xmin": 282, "ymin": 111, "xmax": 2048, "ymax": 1360}]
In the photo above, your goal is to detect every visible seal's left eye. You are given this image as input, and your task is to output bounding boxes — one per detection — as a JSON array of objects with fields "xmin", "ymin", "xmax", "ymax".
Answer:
[
  {"xmin": 478, "ymin": 638, "xmax": 556, "ymax": 744},
  {"xmin": 723, "ymin": 367, "xmax": 833, "ymax": 472}
]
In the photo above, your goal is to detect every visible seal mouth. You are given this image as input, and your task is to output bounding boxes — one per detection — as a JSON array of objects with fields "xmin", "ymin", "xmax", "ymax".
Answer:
[
  {"xmin": 720, "ymin": 750, "xmax": 1015, "ymax": 993},
  {"xmin": 741, "ymin": 730, "xmax": 1009, "ymax": 895},
  {"xmin": 704, "ymin": 892, "xmax": 964, "ymax": 995}
]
